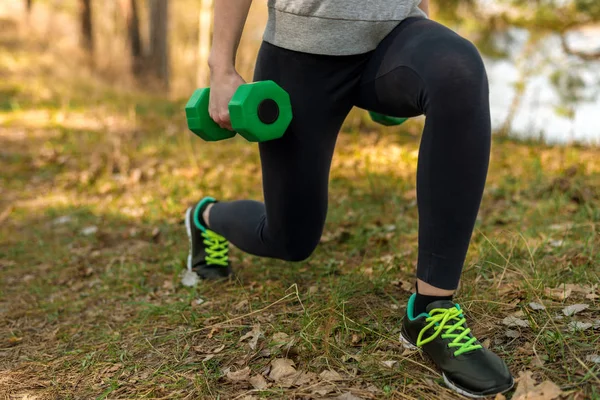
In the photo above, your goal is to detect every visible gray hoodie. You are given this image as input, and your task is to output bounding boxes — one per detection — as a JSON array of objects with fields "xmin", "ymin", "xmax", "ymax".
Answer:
[{"xmin": 263, "ymin": 0, "xmax": 426, "ymax": 55}]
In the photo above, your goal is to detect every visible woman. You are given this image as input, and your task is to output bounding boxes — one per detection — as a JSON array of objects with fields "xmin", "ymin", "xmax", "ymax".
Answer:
[{"xmin": 185, "ymin": 0, "xmax": 513, "ymax": 397}]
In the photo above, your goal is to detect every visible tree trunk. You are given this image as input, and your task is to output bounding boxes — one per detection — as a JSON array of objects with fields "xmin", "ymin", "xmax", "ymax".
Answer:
[
  {"xmin": 498, "ymin": 36, "xmax": 537, "ymax": 137},
  {"xmin": 148, "ymin": 0, "xmax": 169, "ymax": 89},
  {"xmin": 197, "ymin": 0, "xmax": 213, "ymax": 87},
  {"xmin": 120, "ymin": 0, "xmax": 143, "ymax": 75},
  {"xmin": 26, "ymin": 0, "xmax": 33, "ymax": 13},
  {"xmin": 79, "ymin": 0, "xmax": 94, "ymax": 56}
]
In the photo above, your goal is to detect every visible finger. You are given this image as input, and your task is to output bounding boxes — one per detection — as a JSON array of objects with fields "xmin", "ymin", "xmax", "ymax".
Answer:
[
  {"xmin": 216, "ymin": 121, "xmax": 233, "ymax": 131},
  {"xmin": 215, "ymin": 112, "xmax": 232, "ymax": 130},
  {"xmin": 209, "ymin": 109, "xmax": 227, "ymax": 124}
]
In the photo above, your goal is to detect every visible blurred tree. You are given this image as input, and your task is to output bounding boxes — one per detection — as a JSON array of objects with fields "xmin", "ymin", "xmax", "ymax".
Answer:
[
  {"xmin": 197, "ymin": 0, "xmax": 213, "ymax": 86},
  {"xmin": 148, "ymin": 0, "xmax": 169, "ymax": 89},
  {"xmin": 119, "ymin": 0, "xmax": 143, "ymax": 75},
  {"xmin": 433, "ymin": 0, "xmax": 599, "ymax": 59},
  {"xmin": 25, "ymin": 0, "xmax": 33, "ymax": 13},
  {"xmin": 432, "ymin": 0, "xmax": 600, "ymax": 125},
  {"xmin": 79, "ymin": 0, "xmax": 94, "ymax": 56}
]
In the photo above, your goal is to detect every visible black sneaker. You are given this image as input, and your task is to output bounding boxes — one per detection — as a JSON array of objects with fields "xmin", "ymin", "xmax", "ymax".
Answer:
[
  {"xmin": 400, "ymin": 293, "xmax": 514, "ymax": 398},
  {"xmin": 184, "ymin": 197, "xmax": 232, "ymax": 280}
]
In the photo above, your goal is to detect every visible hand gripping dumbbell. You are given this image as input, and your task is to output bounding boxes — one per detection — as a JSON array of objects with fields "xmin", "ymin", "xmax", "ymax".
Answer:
[
  {"xmin": 369, "ymin": 111, "xmax": 408, "ymax": 127},
  {"xmin": 185, "ymin": 81, "xmax": 293, "ymax": 142}
]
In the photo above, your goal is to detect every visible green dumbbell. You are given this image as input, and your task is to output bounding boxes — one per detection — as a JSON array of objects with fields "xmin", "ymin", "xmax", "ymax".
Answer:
[
  {"xmin": 369, "ymin": 111, "xmax": 408, "ymax": 127},
  {"xmin": 185, "ymin": 81, "xmax": 293, "ymax": 142}
]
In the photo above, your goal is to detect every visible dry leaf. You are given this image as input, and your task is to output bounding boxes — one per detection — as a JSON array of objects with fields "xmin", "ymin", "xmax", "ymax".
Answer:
[
  {"xmin": 568, "ymin": 321, "xmax": 593, "ymax": 331},
  {"xmin": 234, "ymin": 299, "xmax": 249, "ymax": 312},
  {"xmin": 544, "ymin": 287, "xmax": 572, "ymax": 300},
  {"xmin": 8, "ymin": 336, "xmax": 22, "ymax": 345},
  {"xmin": 207, "ymin": 327, "xmax": 218, "ymax": 339},
  {"xmin": 529, "ymin": 302, "xmax": 546, "ymax": 311},
  {"xmin": 278, "ymin": 371, "xmax": 317, "ymax": 387},
  {"xmin": 227, "ymin": 367, "xmax": 251, "ymax": 382},
  {"xmin": 296, "ymin": 371, "xmax": 317, "ymax": 385},
  {"xmin": 271, "ymin": 332, "xmax": 290, "ymax": 348},
  {"xmin": 312, "ymin": 384, "xmax": 337, "ymax": 396},
  {"xmin": 213, "ymin": 344, "xmax": 226, "ymax": 353},
  {"xmin": 380, "ymin": 360, "xmax": 397, "ymax": 368},
  {"xmin": 512, "ymin": 371, "xmax": 563, "ymax": 400},
  {"xmin": 105, "ymin": 363, "xmax": 122, "ymax": 374},
  {"xmin": 249, "ymin": 374, "xmax": 269, "ymax": 390},
  {"xmin": 380, "ymin": 254, "xmax": 395, "ymax": 265},
  {"xmin": 586, "ymin": 354, "xmax": 600, "ymax": 364},
  {"xmin": 494, "ymin": 394, "xmax": 507, "ymax": 400},
  {"xmin": 202, "ymin": 354, "xmax": 215, "ymax": 362},
  {"xmin": 319, "ymin": 369, "xmax": 343, "ymax": 381},
  {"xmin": 259, "ymin": 349, "xmax": 271, "ymax": 358},
  {"xmin": 502, "ymin": 316, "xmax": 530, "ymax": 328},
  {"xmin": 506, "ymin": 298, "xmax": 521, "ymax": 309},
  {"xmin": 366, "ymin": 385, "xmax": 381, "ymax": 394},
  {"xmin": 399, "ymin": 280, "xmax": 414, "ymax": 292},
  {"xmin": 192, "ymin": 345, "xmax": 204, "ymax": 353},
  {"xmin": 81, "ymin": 226, "xmax": 98, "ymax": 236},
  {"xmin": 497, "ymin": 286, "xmax": 514, "ymax": 296},
  {"xmin": 562, "ymin": 304, "xmax": 589, "ymax": 316},
  {"xmin": 192, "ymin": 298, "xmax": 205, "ymax": 306},
  {"xmin": 268, "ymin": 358, "xmax": 296, "ymax": 381},
  {"xmin": 564, "ymin": 284, "xmax": 595, "ymax": 294},
  {"xmin": 342, "ymin": 354, "xmax": 361, "ymax": 363},
  {"xmin": 240, "ymin": 325, "xmax": 262, "ymax": 350},
  {"xmin": 549, "ymin": 223, "xmax": 572, "ymax": 231},
  {"xmin": 505, "ymin": 329, "xmax": 521, "ymax": 339}
]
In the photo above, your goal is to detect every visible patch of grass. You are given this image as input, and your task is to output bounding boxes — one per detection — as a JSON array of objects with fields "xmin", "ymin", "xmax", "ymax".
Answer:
[{"xmin": 1, "ymin": 12, "xmax": 599, "ymax": 400}]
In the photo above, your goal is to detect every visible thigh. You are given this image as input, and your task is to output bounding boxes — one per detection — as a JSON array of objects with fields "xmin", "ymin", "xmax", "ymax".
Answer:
[
  {"xmin": 253, "ymin": 42, "xmax": 362, "ymax": 237},
  {"xmin": 355, "ymin": 17, "xmax": 477, "ymax": 117}
]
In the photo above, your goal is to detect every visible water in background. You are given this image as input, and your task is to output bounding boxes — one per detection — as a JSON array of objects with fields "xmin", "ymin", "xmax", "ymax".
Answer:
[{"xmin": 485, "ymin": 28, "xmax": 600, "ymax": 145}]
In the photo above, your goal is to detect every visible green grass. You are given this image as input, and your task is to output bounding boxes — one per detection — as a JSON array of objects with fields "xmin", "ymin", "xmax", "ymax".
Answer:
[{"xmin": 1, "ymin": 15, "xmax": 600, "ymax": 400}]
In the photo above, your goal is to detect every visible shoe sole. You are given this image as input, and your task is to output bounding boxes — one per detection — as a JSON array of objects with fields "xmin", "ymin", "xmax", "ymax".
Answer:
[
  {"xmin": 399, "ymin": 332, "xmax": 514, "ymax": 399},
  {"xmin": 185, "ymin": 207, "xmax": 193, "ymax": 272}
]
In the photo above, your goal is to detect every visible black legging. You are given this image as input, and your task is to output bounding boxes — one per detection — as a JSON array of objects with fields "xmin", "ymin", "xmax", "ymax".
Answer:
[{"xmin": 209, "ymin": 18, "xmax": 491, "ymax": 290}]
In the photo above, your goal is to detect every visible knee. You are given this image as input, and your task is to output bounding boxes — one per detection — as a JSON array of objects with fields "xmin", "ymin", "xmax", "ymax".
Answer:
[
  {"xmin": 428, "ymin": 36, "xmax": 488, "ymax": 101},
  {"xmin": 278, "ymin": 239, "xmax": 319, "ymax": 262},
  {"xmin": 275, "ymin": 231, "xmax": 321, "ymax": 262}
]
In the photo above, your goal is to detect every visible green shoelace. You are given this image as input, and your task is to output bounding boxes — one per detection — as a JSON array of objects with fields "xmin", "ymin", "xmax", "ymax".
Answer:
[
  {"xmin": 202, "ymin": 230, "xmax": 229, "ymax": 266},
  {"xmin": 416, "ymin": 306, "xmax": 483, "ymax": 356}
]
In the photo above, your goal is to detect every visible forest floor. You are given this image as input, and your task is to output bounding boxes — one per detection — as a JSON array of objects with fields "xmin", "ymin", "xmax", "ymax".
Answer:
[{"xmin": 1, "ymin": 10, "xmax": 600, "ymax": 400}]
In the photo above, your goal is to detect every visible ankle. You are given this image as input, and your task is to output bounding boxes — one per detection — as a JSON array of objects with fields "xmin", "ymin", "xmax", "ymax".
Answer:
[
  {"xmin": 416, "ymin": 279, "xmax": 455, "ymax": 297},
  {"xmin": 413, "ymin": 280, "xmax": 456, "ymax": 315},
  {"xmin": 203, "ymin": 203, "xmax": 214, "ymax": 229}
]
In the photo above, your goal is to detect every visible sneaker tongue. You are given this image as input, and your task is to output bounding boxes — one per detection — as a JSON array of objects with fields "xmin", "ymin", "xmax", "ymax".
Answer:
[{"xmin": 426, "ymin": 300, "xmax": 457, "ymax": 313}]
